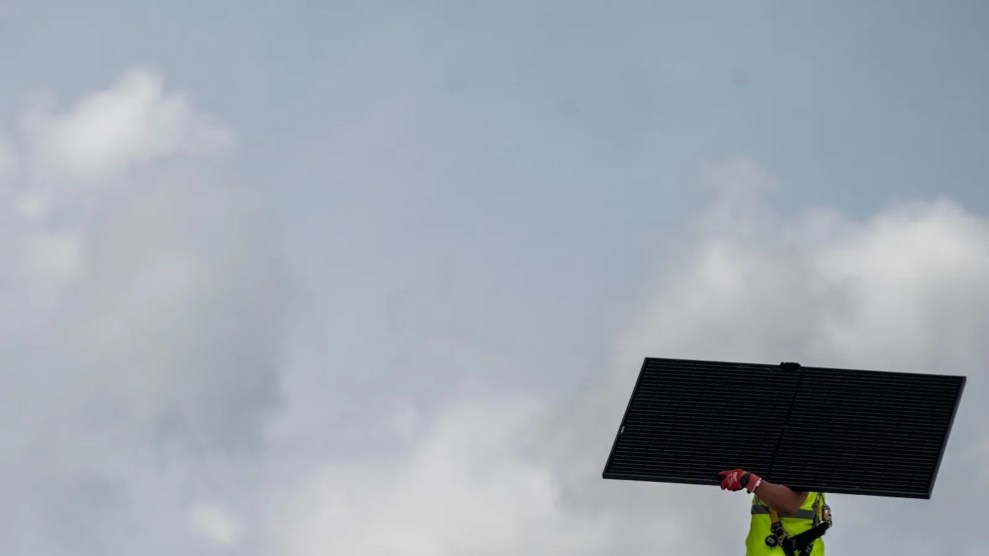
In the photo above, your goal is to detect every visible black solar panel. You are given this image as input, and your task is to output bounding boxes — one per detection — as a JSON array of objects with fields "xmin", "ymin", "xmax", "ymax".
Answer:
[{"xmin": 603, "ymin": 357, "xmax": 966, "ymax": 499}]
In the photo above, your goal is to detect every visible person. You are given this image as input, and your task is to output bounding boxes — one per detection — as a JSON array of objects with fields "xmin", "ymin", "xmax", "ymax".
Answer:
[{"xmin": 719, "ymin": 468, "xmax": 830, "ymax": 555}]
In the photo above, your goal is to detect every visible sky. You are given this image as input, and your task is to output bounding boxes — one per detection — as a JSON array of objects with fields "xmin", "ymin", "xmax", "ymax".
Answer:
[{"xmin": 1, "ymin": 1, "xmax": 988, "ymax": 554}]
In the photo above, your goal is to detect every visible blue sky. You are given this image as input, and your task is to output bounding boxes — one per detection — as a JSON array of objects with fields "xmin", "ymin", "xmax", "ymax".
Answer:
[{"xmin": 2, "ymin": 2, "xmax": 988, "ymax": 554}]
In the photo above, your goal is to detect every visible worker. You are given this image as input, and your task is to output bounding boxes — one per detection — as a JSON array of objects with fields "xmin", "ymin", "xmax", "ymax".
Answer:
[{"xmin": 719, "ymin": 468, "xmax": 831, "ymax": 556}]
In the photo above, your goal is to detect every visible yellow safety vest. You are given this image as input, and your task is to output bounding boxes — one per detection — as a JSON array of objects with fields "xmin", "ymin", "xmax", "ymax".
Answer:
[{"xmin": 745, "ymin": 491, "xmax": 826, "ymax": 555}]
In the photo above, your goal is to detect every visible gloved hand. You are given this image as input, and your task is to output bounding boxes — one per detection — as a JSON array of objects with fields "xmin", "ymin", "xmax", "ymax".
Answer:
[{"xmin": 719, "ymin": 468, "xmax": 762, "ymax": 493}]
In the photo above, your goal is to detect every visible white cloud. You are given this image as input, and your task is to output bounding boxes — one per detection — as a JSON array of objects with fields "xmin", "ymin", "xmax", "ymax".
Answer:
[
  {"xmin": 614, "ymin": 168, "xmax": 989, "ymax": 374},
  {"xmin": 814, "ymin": 200, "xmax": 989, "ymax": 367},
  {"xmin": 189, "ymin": 500, "xmax": 243, "ymax": 547},
  {"xmin": 270, "ymin": 397, "xmax": 614, "ymax": 556},
  {"xmin": 0, "ymin": 69, "xmax": 290, "ymax": 555},
  {"xmin": 20, "ymin": 67, "xmax": 233, "ymax": 182}
]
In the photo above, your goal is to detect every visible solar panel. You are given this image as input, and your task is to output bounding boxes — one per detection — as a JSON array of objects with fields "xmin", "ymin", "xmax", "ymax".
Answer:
[{"xmin": 603, "ymin": 357, "xmax": 965, "ymax": 499}]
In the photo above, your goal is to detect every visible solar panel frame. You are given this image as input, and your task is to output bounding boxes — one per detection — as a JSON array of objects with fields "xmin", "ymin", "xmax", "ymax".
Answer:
[{"xmin": 603, "ymin": 357, "xmax": 966, "ymax": 499}]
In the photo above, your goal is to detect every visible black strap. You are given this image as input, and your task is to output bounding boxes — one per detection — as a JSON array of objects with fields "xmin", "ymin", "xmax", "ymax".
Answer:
[
  {"xmin": 772, "ymin": 522, "xmax": 829, "ymax": 556},
  {"xmin": 764, "ymin": 498, "xmax": 832, "ymax": 556},
  {"xmin": 790, "ymin": 521, "xmax": 830, "ymax": 549}
]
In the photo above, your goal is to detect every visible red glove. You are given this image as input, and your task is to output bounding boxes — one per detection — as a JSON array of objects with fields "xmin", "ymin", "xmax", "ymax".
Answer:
[{"xmin": 719, "ymin": 469, "xmax": 762, "ymax": 493}]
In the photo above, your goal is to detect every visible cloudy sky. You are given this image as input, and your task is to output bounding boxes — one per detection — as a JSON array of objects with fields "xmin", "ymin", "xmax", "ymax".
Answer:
[{"xmin": 2, "ymin": 1, "xmax": 988, "ymax": 554}]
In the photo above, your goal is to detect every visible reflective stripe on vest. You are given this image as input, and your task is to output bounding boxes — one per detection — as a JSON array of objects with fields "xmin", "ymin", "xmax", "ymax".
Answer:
[{"xmin": 750, "ymin": 505, "xmax": 817, "ymax": 521}]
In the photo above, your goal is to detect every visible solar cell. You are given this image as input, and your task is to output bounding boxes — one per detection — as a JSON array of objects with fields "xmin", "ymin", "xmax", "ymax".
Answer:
[{"xmin": 603, "ymin": 357, "xmax": 965, "ymax": 498}]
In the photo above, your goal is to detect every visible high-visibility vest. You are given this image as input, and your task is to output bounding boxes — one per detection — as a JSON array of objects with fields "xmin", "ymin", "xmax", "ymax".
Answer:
[{"xmin": 745, "ymin": 491, "xmax": 826, "ymax": 555}]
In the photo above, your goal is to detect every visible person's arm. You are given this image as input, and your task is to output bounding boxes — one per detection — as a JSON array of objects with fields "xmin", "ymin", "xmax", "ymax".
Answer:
[
  {"xmin": 751, "ymin": 479, "xmax": 808, "ymax": 517},
  {"xmin": 718, "ymin": 469, "xmax": 807, "ymax": 516}
]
